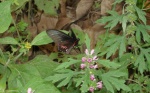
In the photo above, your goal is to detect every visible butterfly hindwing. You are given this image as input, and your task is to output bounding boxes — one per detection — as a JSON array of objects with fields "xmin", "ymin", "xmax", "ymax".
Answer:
[{"xmin": 46, "ymin": 29, "xmax": 78, "ymax": 53}]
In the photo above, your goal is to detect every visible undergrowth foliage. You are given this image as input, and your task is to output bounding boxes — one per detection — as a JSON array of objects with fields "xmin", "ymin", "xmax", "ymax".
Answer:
[{"xmin": 0, "ymin": 0, "xmax": 150, "ymax": 93}]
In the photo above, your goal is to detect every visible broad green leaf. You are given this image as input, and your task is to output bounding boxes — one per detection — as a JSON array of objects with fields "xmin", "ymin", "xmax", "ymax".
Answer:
[
  {"xmin": 0, "ymin": 37, "xmax": 18, "ymax": 44},
  {"xmin": 0, "ymin": 1, "xmax": 12, "ymax": 33},
  {"xmin": 34, "ymin": 0, "xmax": 59, "ymax": 15},
  {"xmin": 8, "ymin": 63, "xmax": 41, "ymax": 89},
  {"xmin": 0, "ymin": 73, "xmax": 7, "ymax": 92},
  {"xmin": 11, "ymin": 0, "xmax": 29, "ymax": 11},
  {"xmin": 19, "ymin": 77, "xmax": 61, "ymax": 93},
  {"xmin": 72, "ymin": 28, "xmax": 85, "ymax": 45},
  {"xmin": 31, "ymin": 31, "xmax": 53, "ymax": 45},
  {"xmin": 97, "ymin": 60, "xmax": 121, "ymax": 69},
  {"xmin": 8, "ymin": 55, "xmax": 58, "ymax": 89},
  {"xmin": 134, "ymin": 6, "xmax": 146, "ymax": 24},
  {"xmin": 28, "ymin": 55, "xmax": 59, "ymax": 78}
]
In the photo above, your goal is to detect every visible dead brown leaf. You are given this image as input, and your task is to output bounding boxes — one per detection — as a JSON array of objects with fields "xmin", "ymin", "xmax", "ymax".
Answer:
[
  {"xmin": 101, "ymin": 0, "xmax": 123, "ymax": 15},
  {"xmin": 75, "ymin": 0, "xmax": 94, "ymax": 21}
]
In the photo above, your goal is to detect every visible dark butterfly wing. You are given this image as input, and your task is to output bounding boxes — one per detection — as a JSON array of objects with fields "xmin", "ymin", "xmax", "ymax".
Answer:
[{"xmin": 46, "ymin": 29, "xmax": 78, "ymax": 53}]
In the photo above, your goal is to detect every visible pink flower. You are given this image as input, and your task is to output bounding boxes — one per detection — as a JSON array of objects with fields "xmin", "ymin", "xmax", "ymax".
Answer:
[
  {"xmin": 93, "ymin": 65, "xmax": 98, "ymax": 69},
  {"xmin": 85, "ymin": 49, "xmax": 95, "ymax": 56},
  {"xmin": 90, "ymin": 49, "xmax": 94, "ymax": 55},
  {"xmin": 89, "ymin": 86, "xmax": 95, "ymax": 92},
  {"xmin": 90, "ymin": 74, "xmax": 95, "ymax": 81},
  {"xmin": 85, "ymin": 49, "xmax": 89, "ymax": 55},
  {"xmin": 97, "ymin": 81, "xmax": 103, "ymax": 89},
  {"xmin": 87, "ymin": 58, "xmax": 92, "ymax": 63},
  {"xmin": 89, "ymin": 64, "xmax": 98, "ymax": 69},
  {"xmin": 89, "ymin": 64, "xmax": 94, "ymax": 69},
  {"xmin": 82, "ymin": 57, "xmax": 87, "ymax": 62},
  {"xmin": 93, "ymin": 56, "xmax": 98, "ymax": 60},
  {"xmin": 80, "ymin": 63, "xmax": 86, "ymax": 69},
  {"xmin": 27, "ymin": 88, "xmax": 34, "ymax": 93}
]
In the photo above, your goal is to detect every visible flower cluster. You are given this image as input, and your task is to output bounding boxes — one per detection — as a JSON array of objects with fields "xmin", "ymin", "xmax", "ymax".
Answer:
[
  {"xmin": 80, "ymin": 49, "xmax": 98, "ymax": 69},
  {"xmin": 80, "ymin": 49, "xmax": 103, "ymax": 92}
]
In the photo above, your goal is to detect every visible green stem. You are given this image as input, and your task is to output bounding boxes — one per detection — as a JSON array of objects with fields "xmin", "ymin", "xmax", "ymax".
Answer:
[
  {"xmin": 12, "ymin": 18, "xmax": 22, "ymax": 42},
  {"xmin": 13, "ymin": 52, "xmax": 23, "ymax": 62}
]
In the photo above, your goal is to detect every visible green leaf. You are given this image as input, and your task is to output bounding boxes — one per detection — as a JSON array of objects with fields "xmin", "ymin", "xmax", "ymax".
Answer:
[
  {"xmin": 106, "ymin": 41, "xmax": 120, "ymax": 59},
  {"xmin": 0, "ymin": 73, "xmax": 7, "ymax": 92},
  {"xmin": 135, "ymin": 53, "xmax": 146, "ymax": 74},
  {"xmin": 134, "ymin": 6, "xmax": 146, "ymax": 24},
  {"xmin": 8, "ymin": 55, "xmax": 58, "ymax": 89},
  {"xmin": 45, "ymin": 69, "xmax": 79, "ymax": 87},
  {"xmin": 102, "ymin": 35, "xmax": 126, "ymax": 58},
  {"xmin": 119, "ymin": 36, "xmax": 126, "ymax": 57},
  {"xmin": 136, "ymin": 24, "xmax": 150, "ymax": 43},
  {"xmin": 136, "ymin": 28, "xmax": 141, "ymax": 43},
  {"xmin": 11, "ymin": 0, "xmax": 29, "ymax": 11},
  {"xmin": 97, "ymin": 60, "xmax": 121, "ymax": 69},
  {"xmin": 55, "ymin": 58, "xmax": 80, "ymax": 70},
  {"xmin": 122, "ymin": 16, "xmax": 127, "ymax": 33},
  {"xmin": 102, "ymin": 70, "xmax": 131, "ymax": 93},
  {"xmin": 96, "ymin": 10, "xmax": 122, "ymax": 30},
  {"xmin": 34, "ymin": 0, "xmax": 59, "ymax": 15},
  {"xmin": 113, "ymin": 0, "xmax": 123, "ymax": 4},
  {"xmin": 0, "ymin": 1, "xmax": 12, "ymax": 33},
  {"xmin": 28, "ymin": 55, "xmax": 59, "ymax": 78},
  {"xmin": 85, "ymin": 34, "xmax": 91, "ymax": 51},
  {"xmin": 135, "ymin": 48, "xmax": 150, "ymax": 73},
  {"xmin": 31, "ymin": 31, "xmax": 53, "ymax": 45},
  {"xmin": 0, "ymin": 37, "xmax": 18, "ymax": 44},
  {"xmin": 19, "ymin": 77, "xmax": 61, "ymax": 93},
  {"xmin": 72, "ymin": 28, "xmax": 85, "ymax": 45}
]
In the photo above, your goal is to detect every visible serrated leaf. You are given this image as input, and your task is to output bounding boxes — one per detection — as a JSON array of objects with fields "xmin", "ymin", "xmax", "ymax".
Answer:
[
  {"xmin": 102, "ymin": 70, "xmax": 130, "ymax": 93},
  {"xmin": 119, "ymin": 36, "xmax": 126, "ymax": 57},
  {"xmin": 134, "ymin": 6, "xmax": 146, "ymax": 24},
  {"xmin": 136, "ymin": 28, "xmax": 141, "ymax": 43},
  {"xmin": 31, "ymin": 31, "xmax": 53, "ymax": 45},
  {"xmin": 106, "ymin": 41, "xmax": 120, "ymax": 59},
  {"xmin": 135, "ymin": 53, "xmax": 146, "ymax": 74},
  {"xmin": 97, "ymin": 60, "xmax": 121, "ymax": 69},
  {"xmin": 85, "ymin": 34, "xmax": 91, "ymax": 50},
  {"xmin": 57, "ymin": 73, "xmax": 72, "ymax": 87},
  {"xmin": 0, "ymin": 37, "xmax": 18, "ymax": 44},
  {"xmin": 122, "ymin": 16, "xmax": 127, "ymax": 33},
  {"xmin": 55, "ymin": 58, "xmax": 80, "ymax": 70},
  {"xmin": 0, "ymin": 1, "xmax": 12, "ymax": 33}
]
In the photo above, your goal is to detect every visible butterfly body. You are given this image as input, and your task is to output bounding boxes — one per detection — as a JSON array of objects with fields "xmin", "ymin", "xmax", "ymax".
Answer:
[{"xmin": 46, "ymin": 29, "xmax": 79, "ymax": 54}]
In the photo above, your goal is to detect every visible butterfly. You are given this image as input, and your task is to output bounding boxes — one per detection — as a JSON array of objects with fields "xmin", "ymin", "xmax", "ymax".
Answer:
[{"xmin": 46, "ymin": 29, "xmax": 79, "ymax": 54}]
